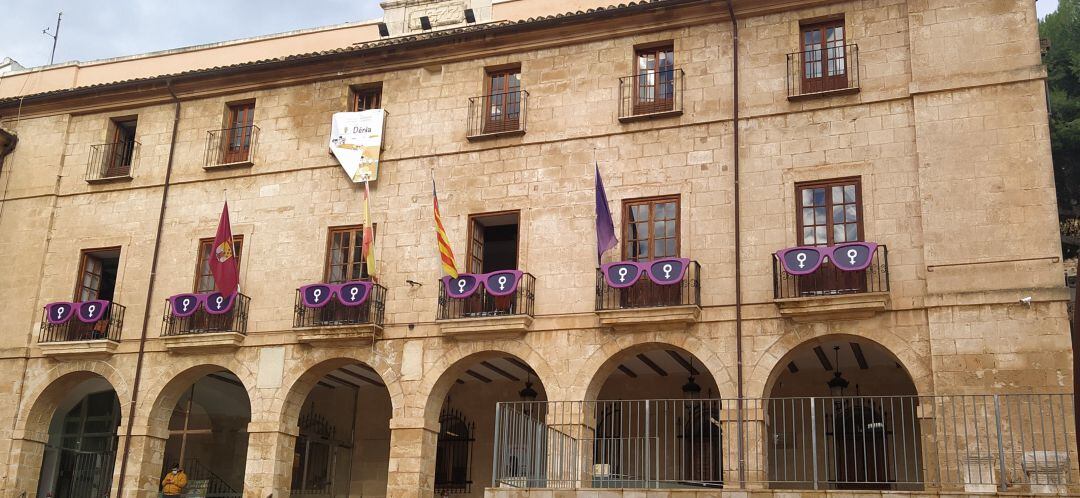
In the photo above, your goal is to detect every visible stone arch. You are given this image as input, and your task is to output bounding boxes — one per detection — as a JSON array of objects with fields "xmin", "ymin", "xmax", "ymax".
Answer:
[
  {"xmin": 419, "ymin": 342, "xmax": 559, "ymax": 428},
  {"xmin": 16, "ymin": 361, "xmax": 131, "ymax": 439},
  {"xmin": 749, "ymin": 328, "xmax": 931, "ymax": 400},
  {"xmin": 579, "ymin": 334, "xmax": 734, "ymax": 402},
  {"xmin": 138, "ymin": 358, "xmax": 256, "ymax": 434},
  {"xmin": 276, "ymin": 353, "xmax": 397, "ymax": 429}
]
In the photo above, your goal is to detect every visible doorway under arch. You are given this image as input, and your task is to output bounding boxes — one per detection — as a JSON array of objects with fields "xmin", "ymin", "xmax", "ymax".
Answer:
[{"xmin": 35, "ymin": 375, "xmax": 121, "ymax": 498}]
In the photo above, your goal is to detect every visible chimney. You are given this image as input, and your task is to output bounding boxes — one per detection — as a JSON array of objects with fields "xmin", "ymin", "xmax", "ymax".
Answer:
[{"xmin": 379, "ymin": 0, "xmax": 491, "ymax": 37}]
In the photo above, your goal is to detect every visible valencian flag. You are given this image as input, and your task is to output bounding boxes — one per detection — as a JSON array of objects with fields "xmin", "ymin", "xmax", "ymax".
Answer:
[
  {"xmin": 595, "ymin": 162, "xmax": 618, "ymax": 264},
  {"xmin": 210, "ymin": 201, "xmax": 240, "ymax": 296},
  {"xmin": 362, "ymin": 181, "xmax": 376, "ymax": 276},
  {"xmin": 433, "ymin": 179, "xmax": 459, "ymax": 278}
]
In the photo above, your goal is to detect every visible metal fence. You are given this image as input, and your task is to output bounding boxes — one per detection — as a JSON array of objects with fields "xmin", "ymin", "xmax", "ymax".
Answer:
[
  {"xmin": 162, "ymin": 294, "xmax": 250, "ymax": 336},
  {"xmin": 773, "ymin": 245, "xmax": 889, "ymax": 299},
  {"xmin": 493, "ymin": 395, "xmax": 1077, "ymax": 493},
  {"xmin": 87, "ymin": 141, "xmax": 138, "ymax": 181},
  {"xmin": 205, "ymin": 125, "xmax": 259, "ymax": 167},
  {"xmin": 438, "ymin": 273, "xmax": 536, "ymax": 320},
  {"xmin": 39, "ymin": 303, "xmax": 125, "ymax": 343},
  {"xmin": 467, "ymin": 90, "xmax": 528, "ymax": 138},
  {"xmin": 293, "ymin": 284, "xmax": 387, "ymax": 328},
  {"xmin": 618, "ymin": 68, "xmax": 684, "ymax": 120},
  {"xmin": 786, "ymin": 44, "xmax": 860, "ymax": 98},
  {"xmin": 595, "ymin": 261, "xmax": 701, "ymax": 311}
]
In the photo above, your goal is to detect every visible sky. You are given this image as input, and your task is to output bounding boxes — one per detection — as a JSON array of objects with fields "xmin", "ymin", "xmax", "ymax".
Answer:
[{"xmin": 0, "ymin": 0, "xmax": 1064, "ymax": 69}]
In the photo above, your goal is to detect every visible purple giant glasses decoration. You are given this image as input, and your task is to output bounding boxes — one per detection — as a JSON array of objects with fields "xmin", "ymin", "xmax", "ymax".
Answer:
[
  {"xmin": 167, "ymin": 292, "xmax": 237, "ymax": 318},
  {"xmin": 775, "ymin": 242, "xmax": 878, "ymax": 275},
  {"xmin": 298, "ymin": 281, "xmax": 373, "ymax": 308},
  {"xmin": 442, "ymin": 270, "xmax": 524, "ymax": 299},
  {"xmin": 600, "ymin": 258, "xmax": 691, "ymax": 288},
  {"xmin": 45, "ymin": 300, "xmax": 110, "ymax": 324}
]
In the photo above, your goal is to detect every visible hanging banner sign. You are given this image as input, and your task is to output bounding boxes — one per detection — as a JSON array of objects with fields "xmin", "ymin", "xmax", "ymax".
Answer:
[
  {"xmin": 442, "ymin": 270, "xmax": 524, "ymax": 299},
  {"xmin": 600, "ymin": 258, "xmax": 691, "ymax": 288},
  {"xmin": 775, "ymin": 242, "xmax": 878, "ymax": 275},
  {"xmin": 45, "ymin": 300, "xmax": 111, "ymax": 324},
  {"xmin": 298, "ymin": 281, "xmax": 374, "ymax": 308},
  {"xmin": 329, "ymin": 110, "xmax": 386, "ymax": 182},
  {"xmin": 167, "ymin": 292, "xmax": 236, "ymax": 317}
]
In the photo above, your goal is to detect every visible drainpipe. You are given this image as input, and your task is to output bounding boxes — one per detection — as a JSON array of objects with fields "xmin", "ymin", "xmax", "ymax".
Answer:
[
  {"xmin": 115, "ymin": 79, "xmax": 181, "ymax": 498},
  {"xmin": 724, "ymin": 0, "xmax": 745, "ymax": 488}
]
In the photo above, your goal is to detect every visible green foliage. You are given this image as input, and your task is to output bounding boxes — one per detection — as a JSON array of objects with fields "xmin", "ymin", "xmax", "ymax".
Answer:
[{"xmin": 1040, "ymin": 0, "xmax": 1080, "ymax": 256}]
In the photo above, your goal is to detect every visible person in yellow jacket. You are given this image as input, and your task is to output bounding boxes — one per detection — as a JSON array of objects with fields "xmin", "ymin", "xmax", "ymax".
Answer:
[{"xmin": 161, "ymin": 463, "xmax": 188, "ymax": 496}]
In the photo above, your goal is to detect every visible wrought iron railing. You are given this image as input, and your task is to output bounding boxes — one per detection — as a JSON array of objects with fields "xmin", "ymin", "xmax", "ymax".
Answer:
[
  {"xmin": 162, "ymin": 294, "xmax": 250, "ymax": 336},
  {"xmin": 205, "ymin": 125, "xmax": 259, "ymax": 167},
  {"xmin": 47, "ymin": 447, "xmax": 116, "ymax": 498},
  {"xmin": 773, "ymin": 245, "xmax": 889, "ymax": 299},
  {"xmin": 618, "ymin": 68, "xmax": 684, "ymax": 120},
  {"xmin": 293, "ymin": 284, "xmax": 387, "ymax": 328},
  {"xmin": 39, "ymin": 303, "xmax": 125, "ymax": 343},
  {"xmin": 87, "ymin": 141, "xmax": 138, "ymax": 181},
  {"xmin": 183, "ymin": 457, "xmax": 241, "ymax": 498},
  {"xmin": 493, "ymin": 394, "xmax": 1078, "ymax": 492},
  {"xmin": 437, "ymin": 273, "xmax": 536, "ymax": 320},
  {"xmin": 595, "ymin": 261, "xmax": 700, "ymax": 311},
  {"xmin": 467, "ymin": 90, "xmax": 528, "ymax": 138},
  {"xmin": 786, "ymin": 44, "xmax": 860, "ymax": 98}
]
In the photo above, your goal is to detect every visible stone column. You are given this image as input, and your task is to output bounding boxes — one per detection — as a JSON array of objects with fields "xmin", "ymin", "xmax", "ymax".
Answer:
[
  {"xmin": 6, "ymin": 428, "xmax": 49, "ymax": 498},
  {"xmin": 113, "ymin": 420, "xmax": 170, "ymax": 498},
  {"xmin": 385, "ymin": 419, "xmax": 438, "ymax": 498},
  {"xmin": 242, "ymin": 421, "xmax": 298, "ymax": 498}
]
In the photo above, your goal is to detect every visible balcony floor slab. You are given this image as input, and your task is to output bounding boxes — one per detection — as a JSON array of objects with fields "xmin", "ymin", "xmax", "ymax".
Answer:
[
  {"xmin": 438, "ymin": 314, "xmax": 533, "ymax": 339},
  {"xmin": 596, "ymin": 304, "xmax": 700, "ymax": 328},
  {"xmin": 163, "ymin": 331, "xmax": 245, "ymax": 353},
  {"xmin": 774, "ymin": 291, "xmax": 890, "ymax": 321},
  {"xmin": 38, "ymin": 340, "xmax": 119, "ymax": 359}
]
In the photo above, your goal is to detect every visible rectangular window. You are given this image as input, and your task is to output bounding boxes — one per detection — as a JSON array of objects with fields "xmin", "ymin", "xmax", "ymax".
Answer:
[
  {"xmin": 796, "ymin": 178, "xmax": 862, "ymax": 246},
  {"xmin": 105, "ymin": 117, "xmax": 137, "ymax": 177},
  {"xmin": 350, "ymin": 84, "xmax": 383, "ymax": 112},
  {"xmin": 466, "ymin": 212, "xmax": 520, "ymax": 273},
  {"xmin": 623, "ymin": 196, "xmax": 679, "ymax": 261},
  {"xmin": 324, "ymin": 225, "xmax": 374, "ymax": 283},
  {"xmin": 223, "ymin": 101, "xmax": 255, "ymax": 164},
  {"xmin": 634, "ymin": 45, "xmax": 675, "ymax": 114},
  {"xmin": 483, "ymin": 68, "xmax": 522, "ymax": 134},
  {"xmin": 75, "ymin": 248, "xmax": 121, "ymax": 302},
  {"xmin": 195, "ymin": 236, "xmax": 243, "ymax": 293},
  {"xmin": 800, "ymin": 18, "xmax": 847, "ymax": 92}
]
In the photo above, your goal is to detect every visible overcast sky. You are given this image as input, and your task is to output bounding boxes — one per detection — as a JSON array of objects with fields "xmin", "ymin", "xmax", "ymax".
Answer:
[{"xmin": 0, "ymin": 0, "xmax": 1064, "ymax": 69}]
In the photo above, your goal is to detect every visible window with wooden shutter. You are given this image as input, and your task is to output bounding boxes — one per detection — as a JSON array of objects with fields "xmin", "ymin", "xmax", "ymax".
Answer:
[
  {"xmin": 634, "ymin": 45, "xmax": 675, "ymax": 114},
  {"xmin": 623, "ymin": 196, "xmax": 680, "ymax": 261},
  {"xmin": 195, "ymin": 236, "xmax": 243, "ymax": 293},
  {"xmin": 350, "ymin": 84, "xmax": 383, "ymax": 112},
  {"xmin": 483, "ymin": 68, "xmax": 522, "ymax": 134},
  {"xmin": 324, "ymin": 225, "xmax": 374, "ymax": 282},
  {"xmin": 800, "ymin": 19, "xmax": 848, "ymax": 93}
]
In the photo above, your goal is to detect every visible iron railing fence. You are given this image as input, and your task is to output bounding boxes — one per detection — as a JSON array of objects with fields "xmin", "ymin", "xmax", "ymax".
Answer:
[
  {"xmin": 205, "ymin": 125, "xmax": 259, "ymax": 167},
  {"xmin": 773, "ymin": 245, "xmax": 889, "ymax": 299},
  {"xmin": 293, "ymin": 284, "xmax": 387, "ymax": 328},
  {"xmin": 467, "ymin": 90, "xmax": 528, "ymax": 138},
  {"xmin": 87, "ymin": 141, "xmax": 139, "ymax": 180},
  {"xmin": 39, "ymin": 302, "xmax": 125, "ymax": 343},
  {"xmin": 618, "ymin": 68, "xmax": 684, "ymax": 120},
  {"xmin": 46, "ymin": 448, "xmax": 116, "ymax": 498},
  {"xmin": 437, "ymin": 273, "xmax": 536, "ymax": 320},
  {"xmin": 493, "ymin": 395, "xmax": 1077, "ymax": 493},
  {"xmin": 182, "ymin": 457, "xmax": 242, "ymax": 498},
  {"xmin": 595, "ymin": 261, "xmax": 701, "ymax": 311},
  {"xmin": 162, "ymin": 294, "xmax": 250, "ymax": 336},
  {"xmin": 786, "ymin": 43, "xmax": 860, "ymax": 98}
]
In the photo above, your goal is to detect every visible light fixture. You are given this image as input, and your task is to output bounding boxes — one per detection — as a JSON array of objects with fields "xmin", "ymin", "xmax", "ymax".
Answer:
[
  {"xmin": 464, "ymin": 8, "xmax": 476, "ymax": 23},
  {"xmin": 377, "ymin": 22, "xmax": 389, "ymax": 37},
  {"xmin": 826, "ymin": 345, "xmax": 849, "ymax": 397},
  {"xmin": 419, "ymin": 16, "xmax": 432, "ymax": 30},
  {"xmin": 519, "ymin": 372, "xmax": 538, "ymax": 401},
  {"xmin": 681, "ymin": 357, "xmax": 701, "ymax": 398}
]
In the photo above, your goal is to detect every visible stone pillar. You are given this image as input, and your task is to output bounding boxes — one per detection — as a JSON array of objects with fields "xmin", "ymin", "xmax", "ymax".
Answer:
[
  {"xmin": 385, "ymin": 419, "xmax": 438, "ymax": 498},
  {"xmin": 113, "ymin": 421, "xmax": 170, "ymax": 498},
  {"xmin": 5, "ymin": 429, "xmax": 49, "ymax": 498},
  {"xmin": 242, "ymin": 421, "xmax": 298, "ymax": 498}
]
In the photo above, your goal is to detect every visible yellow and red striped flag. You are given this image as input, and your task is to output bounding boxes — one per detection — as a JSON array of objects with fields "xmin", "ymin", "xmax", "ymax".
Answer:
[
  {"xmin": 362, "ymin": 180, "xmax": 376, "ymax": 277},
  {"xmin": 433, "ymin": 178, "xmax": 459, "ymax": 278}
]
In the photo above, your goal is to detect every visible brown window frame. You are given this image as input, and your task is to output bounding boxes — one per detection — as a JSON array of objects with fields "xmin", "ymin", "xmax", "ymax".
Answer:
[
  {"xmin": 483, "ymin": 67, "xmax": 522, "ymax": 134},
  {"xmin": 799, "ymin": 17, "xmax": 848, "ymax": 93},
  {"xmin": 633, "ymin": 44, "xmax": 676, "ymax": 114},
  {"xmin": 323, "ymin": 225, "xmax": 376, "ymax": 283},
  {"xmin": 349, "ymin": 84, "xmax": 383, "ymax": 112},
  {"xmin": 194, "ymin": 236, "xmax": 244, "ymax": 293},
  {"xmin": 74, "ymin": 247, "xmax": 122, "ymax": 302},
  {"xmin": 105, "ymin": 117, "xmax": 138, "ymax": 177},
  {"xmin": 622, "ymin": 196, "xmax": 680, "ymax": 262},
  {"xmin": 222, "ymin": 101, "xmax": 255, "ymax": 164},
  {"xmin": 465, "ymin": 211, "xmax": 521, "ymax": 274},
  {"xmin": 794, "ymin": 177, "xmax": 863, "ymax": 247}
]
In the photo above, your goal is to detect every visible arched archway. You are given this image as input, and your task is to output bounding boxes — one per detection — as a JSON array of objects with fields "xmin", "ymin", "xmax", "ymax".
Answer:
[
  {"xmin": 424, "ymin": 351, "xmax": 548, "ymax": 497},
  {"xmin": 27, "ymin": 372, "xmax": 122, "ymax": 498},
  {"xmin": 279, "ymin": 358, "xmax": 392, "ymax": 498},
  {"xmin": 762, "ymin": 334, "xmax": 923, "ymax": 491}
]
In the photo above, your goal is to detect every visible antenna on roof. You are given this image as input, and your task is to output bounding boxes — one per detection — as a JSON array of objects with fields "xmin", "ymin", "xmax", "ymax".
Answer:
[{"xmin": 42, "ymin": 11, "xmax": 62, "ymax": 65}]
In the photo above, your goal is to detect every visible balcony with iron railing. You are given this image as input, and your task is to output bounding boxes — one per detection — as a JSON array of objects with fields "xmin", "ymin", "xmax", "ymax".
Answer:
[
  {"xmin": 595, "ymin": 260, "xmax": 701, "ymax": 326},
  {"xmin": 205, "ymin": 125, "xmax": 259, "ymax": 169},
  {"xmin": 437, "ymin": 272, "xmax": 536, "ymax": 338},
  {"xmin": 466, "ymin": 90, "xmax": 528, "ymax": 140},
  {"xmin": 491, "ymin": 394, "xmax": 1079, "ymax": 495},
  {"xmin": 786, "ymin": 44, "xmax": 860, "ymax": 100},
  {"xmin": 772, "ymin": 244, "xmax": 889, "ymax": 320},
  {"xmin": 86, "ymin": 141, "xmax": 138, "ymax": 183},
  {"xmin": 618, "ymin": 68, "xmax": 684, "ymax": 122},
  {"xmin": 293, "ymin": 283, "xmax": 387, "ymax": 345},
  {"xmin": 162, "ymin": 293, "xmax": 250, "ymax": 351},
  {"xmin": 38, "ymin": 302, "xmax": 125, "ymax": 357}
]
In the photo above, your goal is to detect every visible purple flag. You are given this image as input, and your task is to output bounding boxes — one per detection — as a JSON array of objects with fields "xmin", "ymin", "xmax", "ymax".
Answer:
[{"xmin": 595, "ymin": 162, "xmax": 618, "ymax": 264}]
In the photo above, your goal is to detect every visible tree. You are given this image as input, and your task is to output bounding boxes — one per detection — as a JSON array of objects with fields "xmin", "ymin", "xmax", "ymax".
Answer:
[{"xmin": 1041, "ymin": 0, "xmax": 1080, "ymax": 257}]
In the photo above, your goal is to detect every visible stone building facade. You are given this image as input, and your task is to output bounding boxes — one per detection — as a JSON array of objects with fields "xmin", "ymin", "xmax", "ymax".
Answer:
[{"xmin": 0, "ymin": 0, "xmax": 1074, "ymax": 497}]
